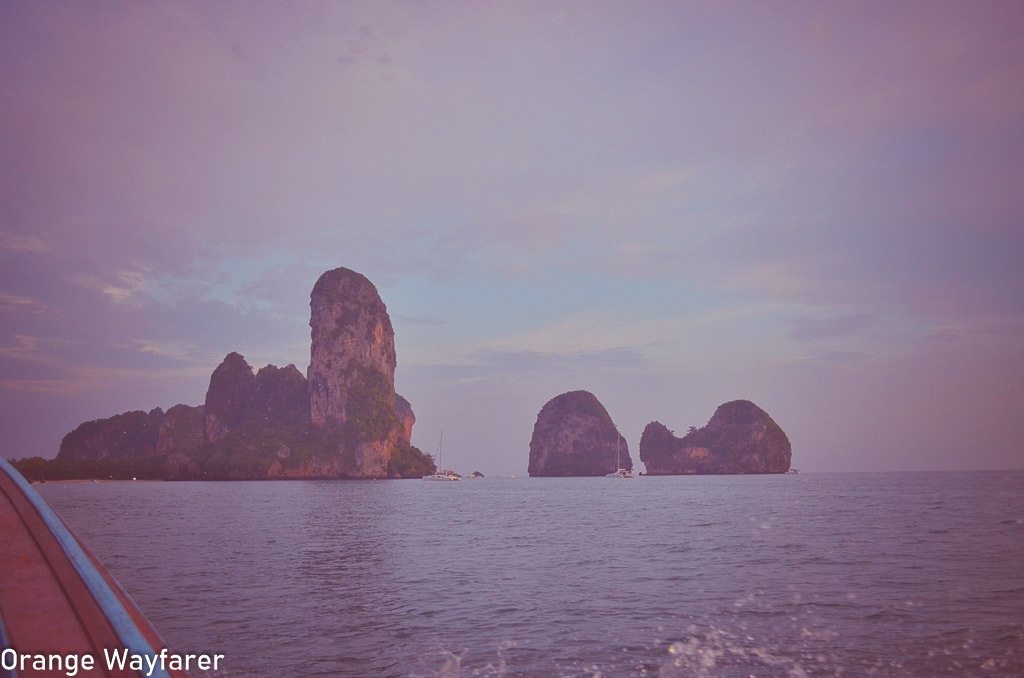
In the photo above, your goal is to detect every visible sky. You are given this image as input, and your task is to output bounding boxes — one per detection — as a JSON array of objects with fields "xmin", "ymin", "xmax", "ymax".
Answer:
[{"xmin": 2, "ymin": 1, "xmax": 1023, "ymax": 475}]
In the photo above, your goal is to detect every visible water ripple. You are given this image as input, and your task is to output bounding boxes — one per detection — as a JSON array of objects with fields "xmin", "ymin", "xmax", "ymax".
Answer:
[{"xmin": 37, "ymin": 471, "xmax": 1024, "ymax": 677}]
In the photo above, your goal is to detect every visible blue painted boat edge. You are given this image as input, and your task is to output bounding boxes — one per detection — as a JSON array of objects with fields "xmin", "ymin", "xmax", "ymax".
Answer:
[
  {"xmin": 0, "ymin": 611, "xmax": 17, "ymax": 678},
  {"xmin": 0, "ymin": 458, "xmax": 173, "ymax": 678}
]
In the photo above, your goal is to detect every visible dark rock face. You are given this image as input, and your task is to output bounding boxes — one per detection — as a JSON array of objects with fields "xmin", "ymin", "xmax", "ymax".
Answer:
[
  {"xmin": 157, "ymin": 404, "xmax": 205, "ymax": 457},
  {"xmin": 157, "ymin": 404, "xmax": 206, "ymax": 479},
  {"xmin": 528, "ymin": 390, "xmax": 630, "ymax": 477},
  {"xmin": 203, "ymin": 355, "xmax": 311, "ymax": 457},
  {"xmin": 640, "ymin": 400, "xmax": 791, "ymax": 474},
  {"xmin": 57, "ymin": 408, "xmax": 164, "ymax": 461},
  {"xmin": 46, "ymin": 266, "xmax": 430, "ymax": 481},
  {"xmin": 204, "ymin": 352, "xmax": 256, "ymax": 442},
  {"xmin": 253, "ymin": 364, "xmax": 310, "ymax": 427}
]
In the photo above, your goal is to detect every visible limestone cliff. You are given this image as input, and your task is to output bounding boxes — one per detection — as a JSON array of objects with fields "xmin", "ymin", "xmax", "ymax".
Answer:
[
  {"xmin": 37, "ymin": 266, "xmax": 432, "ymax": 481},
  {"xmin": 306, "ymin": 267, "xmax": 405, "ymax": 478},
  {"xmin": 528, "ymin": 390, "xmax": 631, "ymax": 477},
  {"xmin": 640, "ymin": 400, "xmax": 791, "ymax": 474},
  {"xmin": 395, "ymin": 393, "xmax": 415, "ymax": 444},
  {"xmin": 308, "ymin": 267, "xmax": 396, "ymax": 428}
]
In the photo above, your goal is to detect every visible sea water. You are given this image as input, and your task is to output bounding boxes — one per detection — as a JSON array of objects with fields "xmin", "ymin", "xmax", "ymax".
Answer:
[{"xmin": 38, "ymin": 471, "xmax": 1024, "ymax": 677}]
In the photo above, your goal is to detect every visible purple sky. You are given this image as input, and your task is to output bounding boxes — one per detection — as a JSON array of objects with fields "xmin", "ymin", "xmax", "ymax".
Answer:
[{"xmin": 2, "ymin": 1, "xmax": 1023, "ymax": 475}]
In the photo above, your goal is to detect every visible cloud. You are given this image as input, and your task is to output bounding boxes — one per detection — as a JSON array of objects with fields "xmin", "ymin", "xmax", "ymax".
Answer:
[
  {"xmin": 134, "ymin": 339, "xmax": 202, "ymax": 363},
  {"xmin": 785, "ymin": 313, "xmax": 875, "ymax": 342},
  {"xmin": 0, "ymin": 353, "xmax": 75, "ymax": 382},
  {"xmin": 926, "ymin": 320, "xmax": 1024, "ymax": 344},
  {"xmin": 487, "ymin": 310, "xmax": 664, "ymax": 358},
  {"xmin": 0, "ymin": 292, "xmax": 47, "ymax": 313},
  {"xmin": 782, "ymin": 350, "xmax": 871, "ymax": 369},
  {"xmin": 0, "ymin": 334, "xmax": 48, "ymax": 363},
  {"xmin": 415, "ymin": 347, "xmax": 649, "ymax": 384},
  {"xmin": 393, "ymin": 314, "xmax": 447, "ymax": 327},
  {"xmin": 86, "ymin": 268, "xmax": 152, "ymax": 307},
  {"xmin": 0, "ymin": 229, "xmax": 50, "ymax": 253}
]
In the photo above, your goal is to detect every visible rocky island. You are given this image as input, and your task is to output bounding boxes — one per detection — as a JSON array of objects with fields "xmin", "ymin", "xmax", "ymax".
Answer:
[
  {"xmin": 528, "ymin": 390, "xmax": 631, "ymax": 477},
  {"xmin": 16, "ymin": 267, "xmax": 435, "ymax": 481},
  {"xmin": 639, "ymin": 399, "xmax": 791, "ymax": 474}
]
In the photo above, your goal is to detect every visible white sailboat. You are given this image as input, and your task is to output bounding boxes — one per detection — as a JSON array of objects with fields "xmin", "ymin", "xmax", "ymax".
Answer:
[
  {"xmin": 605, "ymin": 428, "xmax": 632, "ymax": 478},
  {"xmin": 423, "ymin": 429, "xmax": 461, "ymax": 481}
]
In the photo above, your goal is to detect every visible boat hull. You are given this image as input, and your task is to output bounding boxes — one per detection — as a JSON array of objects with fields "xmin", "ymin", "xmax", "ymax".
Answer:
[{"xmin": 0, "ymin": 458, "xmax": 191, "ymax": 677}]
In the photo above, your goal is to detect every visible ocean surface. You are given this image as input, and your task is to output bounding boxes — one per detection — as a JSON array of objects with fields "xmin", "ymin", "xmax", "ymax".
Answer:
[{"xmin": 37, "ymin": 471, "xmax": 1024, "ymax": 678}]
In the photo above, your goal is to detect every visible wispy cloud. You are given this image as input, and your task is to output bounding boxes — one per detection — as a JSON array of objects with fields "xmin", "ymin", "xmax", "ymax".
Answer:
[
  {"xmin": 927, "ymin": 320, "xmax": 1024, "ymax": 343},
  {"xmin": 393, "ymin": 314, "xmax": 448, "ymax": 327},
  {"xmin": 133, "ymin": 339, "xmax": 202, "ymax": 364},
  {"xmin": 0, "ymin": 292, "xmax": 48, "ymax": 313},
  {"xmin": 0, "ymin": 334, "xmax": 45, "ymax": 361},
  {"xmin": 0, "ymin": 229, "xmax": 50, "ymax": 253},
  {"xmin": 782, "ymin": 350, "xmax": 871, "ymax": 368},
  {"xmin": 71, "ymin": 267, "xmax": 153, "ymax": 307},
  {"xmin": 0, "ymin": 330, "xmax": 211, "ymax": 393},
  {"xmin": 414, "ymin": 347, "xmax": 649, "ymax": 385},
  {"xmin": 785, "ymin": 313, "xmax": 875, "ymax": 342},
  {"xmin": 0, "ymin": 363, "xmax": 214, "ymax": 394}
]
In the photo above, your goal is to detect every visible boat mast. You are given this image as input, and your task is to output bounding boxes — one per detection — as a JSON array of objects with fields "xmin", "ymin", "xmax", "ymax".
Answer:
[
  {"xmin": 437, "ymin": 429, "xmax": 443, "ymax": 470},
  {"xmin": 614, "ymin": 424, "xmax": 620, "ymax": 471}
]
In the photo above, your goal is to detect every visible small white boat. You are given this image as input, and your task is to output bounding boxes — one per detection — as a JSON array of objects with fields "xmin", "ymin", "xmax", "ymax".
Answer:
[
  {"xmin": 787, "ymin": 468, "xmax": 800, "ymax": 474},
  {"xmin": 423, "ymin": 469, "xmax": 462, "ymax": 481},
  {"xmin": 605, "ymin": 427, "xmax": 632, "ymax": 478},
  {"xmin": 423, "ymin": 430, "xmax": 461, "ymax": 481}
]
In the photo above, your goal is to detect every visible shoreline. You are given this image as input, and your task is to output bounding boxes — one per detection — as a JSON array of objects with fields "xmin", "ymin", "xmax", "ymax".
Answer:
[{"xmin": 31, "ymin": 478, "xmax": 166, "ymax": 484}]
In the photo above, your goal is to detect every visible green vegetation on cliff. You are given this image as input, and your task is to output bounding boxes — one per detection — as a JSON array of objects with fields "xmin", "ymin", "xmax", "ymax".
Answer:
[
  {"xmin": 57, "ymin": 409, "xmax": 163, "ymax": 461},
  {"xmin": 343, "ymin": 364, "xmax": 402, "ymax": 442},
  {"xmin": 17, "ymin": 416, "xmax": 437, "ymax": 481},
  {"xmin": 204, "ymin": 421, "xmax": 327, "ymax": 479},
  {"xmin": 387, "ymin": 440, "xmax": 436, "ymax": 478}
]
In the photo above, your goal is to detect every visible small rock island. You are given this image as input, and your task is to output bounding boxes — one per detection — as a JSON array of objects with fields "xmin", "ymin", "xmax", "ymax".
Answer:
[
  {"xmin": 20, "ymin": 267, "xmax": 435, "ymax": 481},
  {"xmin": 528, "ymin": 390, "xmax": 631, "ymax": 477},
  {"xmin": 639, "ymin": 399, "xmax": 791, "ymax": 474}
]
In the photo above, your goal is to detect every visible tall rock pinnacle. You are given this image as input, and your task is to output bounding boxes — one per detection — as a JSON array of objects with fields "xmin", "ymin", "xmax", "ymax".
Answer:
[
  {"xmin": 308, "ymin": 267, "xmax": 401, "ymax": 477},
  {"xmin": 308, "ymin": 267, "xmax": 397, "ymax": 428}
]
